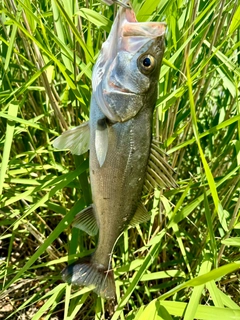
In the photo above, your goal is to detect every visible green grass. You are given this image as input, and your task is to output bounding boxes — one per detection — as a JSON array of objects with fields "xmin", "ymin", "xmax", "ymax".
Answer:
[{"xmin": 0, "ymin": 0, "xmax": 240, "ymax": 319}]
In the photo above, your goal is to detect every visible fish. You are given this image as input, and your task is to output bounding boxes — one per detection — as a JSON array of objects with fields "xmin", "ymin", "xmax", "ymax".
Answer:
[{"xmin": 53, "ymin": 2, "xmax": 176, "ymax": 300}]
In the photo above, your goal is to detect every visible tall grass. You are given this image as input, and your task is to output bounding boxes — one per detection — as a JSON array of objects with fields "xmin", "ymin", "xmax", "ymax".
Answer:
[{"xmin": 0, "ymin": 0, "xmax": 239, "ymax": 319}]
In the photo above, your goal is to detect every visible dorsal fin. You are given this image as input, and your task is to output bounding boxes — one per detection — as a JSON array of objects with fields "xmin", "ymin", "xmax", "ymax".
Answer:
[{"xmin": 145, "ymin": 141, "xmax": 178, "ymax": 190}]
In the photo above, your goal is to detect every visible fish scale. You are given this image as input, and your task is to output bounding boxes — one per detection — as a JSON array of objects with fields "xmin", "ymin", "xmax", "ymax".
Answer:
[{"xmin": 52, "ymin": 3, "xmax": 174, "ymax": 300}]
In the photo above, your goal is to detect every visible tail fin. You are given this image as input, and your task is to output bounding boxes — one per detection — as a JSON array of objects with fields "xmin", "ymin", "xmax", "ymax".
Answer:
[{"xmin": 62, "ymin": 255, "xmax": 116, "ymax": 300}]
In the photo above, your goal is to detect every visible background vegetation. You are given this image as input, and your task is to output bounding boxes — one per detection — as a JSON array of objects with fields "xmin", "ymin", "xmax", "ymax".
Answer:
[{"xmin": 0, "ymin": 0, "xmax": 239, "ymax": 319}]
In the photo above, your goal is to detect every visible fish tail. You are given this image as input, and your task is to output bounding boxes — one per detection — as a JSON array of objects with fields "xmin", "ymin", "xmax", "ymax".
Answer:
[{"xmin": 62, "ymin": 255, "xmax": 116, "ymax": 300}]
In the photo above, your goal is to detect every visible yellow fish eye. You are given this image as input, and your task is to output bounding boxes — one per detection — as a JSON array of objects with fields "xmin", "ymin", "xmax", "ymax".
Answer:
[{"xmin": 138, "ymin": 54, "xmax": 156, "ymax": 74}]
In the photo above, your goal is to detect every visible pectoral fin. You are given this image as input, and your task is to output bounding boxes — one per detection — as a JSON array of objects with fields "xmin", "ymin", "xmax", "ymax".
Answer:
[
  {"xmin": 145, "ymin": 141, "xmax": 178, "ymax": 190},
  {"xmin": 52, "ymin": 122, "xmax": 90, "ymax": 155},
  {"xmin": 129, "ymin": 203, "xmax": 150, "ymax": 227},
  {"xmin": 73, "ymin": 205, "xmax": 98, "ymax": 236},
  {"xmin": 95, "ymin": 118, "xmax": 108, "ymax": 167}
]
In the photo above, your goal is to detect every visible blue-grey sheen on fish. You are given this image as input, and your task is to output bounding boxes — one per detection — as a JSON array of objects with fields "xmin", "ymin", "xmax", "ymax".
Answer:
[{"xmin": 53, "ymin": 4, "xmax": 175, "ymax": 300}]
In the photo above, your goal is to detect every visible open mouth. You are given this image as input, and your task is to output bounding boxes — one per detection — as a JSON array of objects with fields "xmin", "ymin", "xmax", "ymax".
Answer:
[
  {"xmin": 118, "ymin": 8, "xmax": 166, "ymax": 53},
  {"xmin": 122, "ymin": 22, "xmax": 166, "ymax": 37},
  {"xmin": 119, "ymin": 5, "xmax": 166, "ymax": 38}
]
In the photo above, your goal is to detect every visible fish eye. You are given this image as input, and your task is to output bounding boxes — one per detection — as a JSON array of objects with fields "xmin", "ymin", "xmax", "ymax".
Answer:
[
  {"xmin": 143, "ymin": 57, "xmax": 151, "ymax": 67},
  {"xmin": 138, "ymin": 54, "xmax": 155, "ymax": 74}
]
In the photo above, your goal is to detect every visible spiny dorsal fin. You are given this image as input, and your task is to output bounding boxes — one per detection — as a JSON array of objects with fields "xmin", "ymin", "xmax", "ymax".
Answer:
[
  {"xmin": 95, "ymin": 118, "xmax": 108, "ymax": 167},
  {"xmin": 145, "ymin": 141, "xmax": 178, "ymax": 190},
  {"xmin": 73, "ymin": 205, "xmax": 98, "ymax": 236},
  {"xmin": 52, "ymin": 122, "xmax": 90, "ymax": 155},
  {"xmin": 129, "ymin": 203, "xmax": 150, "ymax": 227}
]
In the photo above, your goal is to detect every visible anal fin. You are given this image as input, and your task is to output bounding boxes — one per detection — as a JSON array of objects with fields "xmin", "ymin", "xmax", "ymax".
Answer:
[
  {"xmin": 73, "ymin": 205, "xmax": 98, "ymax": 236},
  {"xmin": 129, "ymin": 203, "xmax": 150, "ymax": 227}
]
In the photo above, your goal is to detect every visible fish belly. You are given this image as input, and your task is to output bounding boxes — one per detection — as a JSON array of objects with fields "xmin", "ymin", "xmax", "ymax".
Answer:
[{"xmin": 90, "ymin": 95, "xmax": 153, "ymax": 267}]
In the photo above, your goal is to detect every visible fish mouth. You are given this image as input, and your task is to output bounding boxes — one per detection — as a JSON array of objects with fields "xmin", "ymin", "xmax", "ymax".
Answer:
[
  {"xmin": 120, "ymin": 7, "xmax": 166, "ymax": 37},
  {"xmin": 122, "ymin": 22, "xmax": 166, "ymax": 37},
  {"xmin": 114, "ymin": 0, "xmax": 131, "ymax": 8},
  {"xmin": 121, "ymin": 5, "xmax": 137, "ymax": 23},
  {"xmin": 118, "ymin": 8, "xmax": 166, "ymax": 52}
]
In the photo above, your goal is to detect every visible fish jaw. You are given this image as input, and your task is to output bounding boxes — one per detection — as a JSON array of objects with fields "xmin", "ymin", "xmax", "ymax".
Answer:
[{"xmin": 92, "ymin": 6, "xmax": 166, "ymax": 123}]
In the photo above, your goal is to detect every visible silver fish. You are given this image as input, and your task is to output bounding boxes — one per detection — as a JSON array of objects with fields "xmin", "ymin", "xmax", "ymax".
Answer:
[{"xmin": 53, "ymin": 5, "xmax": 174, "ymax": 300}]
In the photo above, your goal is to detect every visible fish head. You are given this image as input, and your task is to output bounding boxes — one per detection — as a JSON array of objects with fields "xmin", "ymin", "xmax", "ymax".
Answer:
[{"xmin": 93, "ymin": 6, "xmax": 166, "ymax": 123}]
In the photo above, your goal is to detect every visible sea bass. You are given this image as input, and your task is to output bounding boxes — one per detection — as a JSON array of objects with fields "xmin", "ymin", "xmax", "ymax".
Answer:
[{"xmin": 53, "ymin": 3, "xmax": 174, "ymax": 300}]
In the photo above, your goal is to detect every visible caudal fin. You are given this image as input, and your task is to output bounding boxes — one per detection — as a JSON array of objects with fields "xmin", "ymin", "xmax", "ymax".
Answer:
[{"xmin": 62, "ymin": 255, "xmax": 116, "ymax": 300}]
